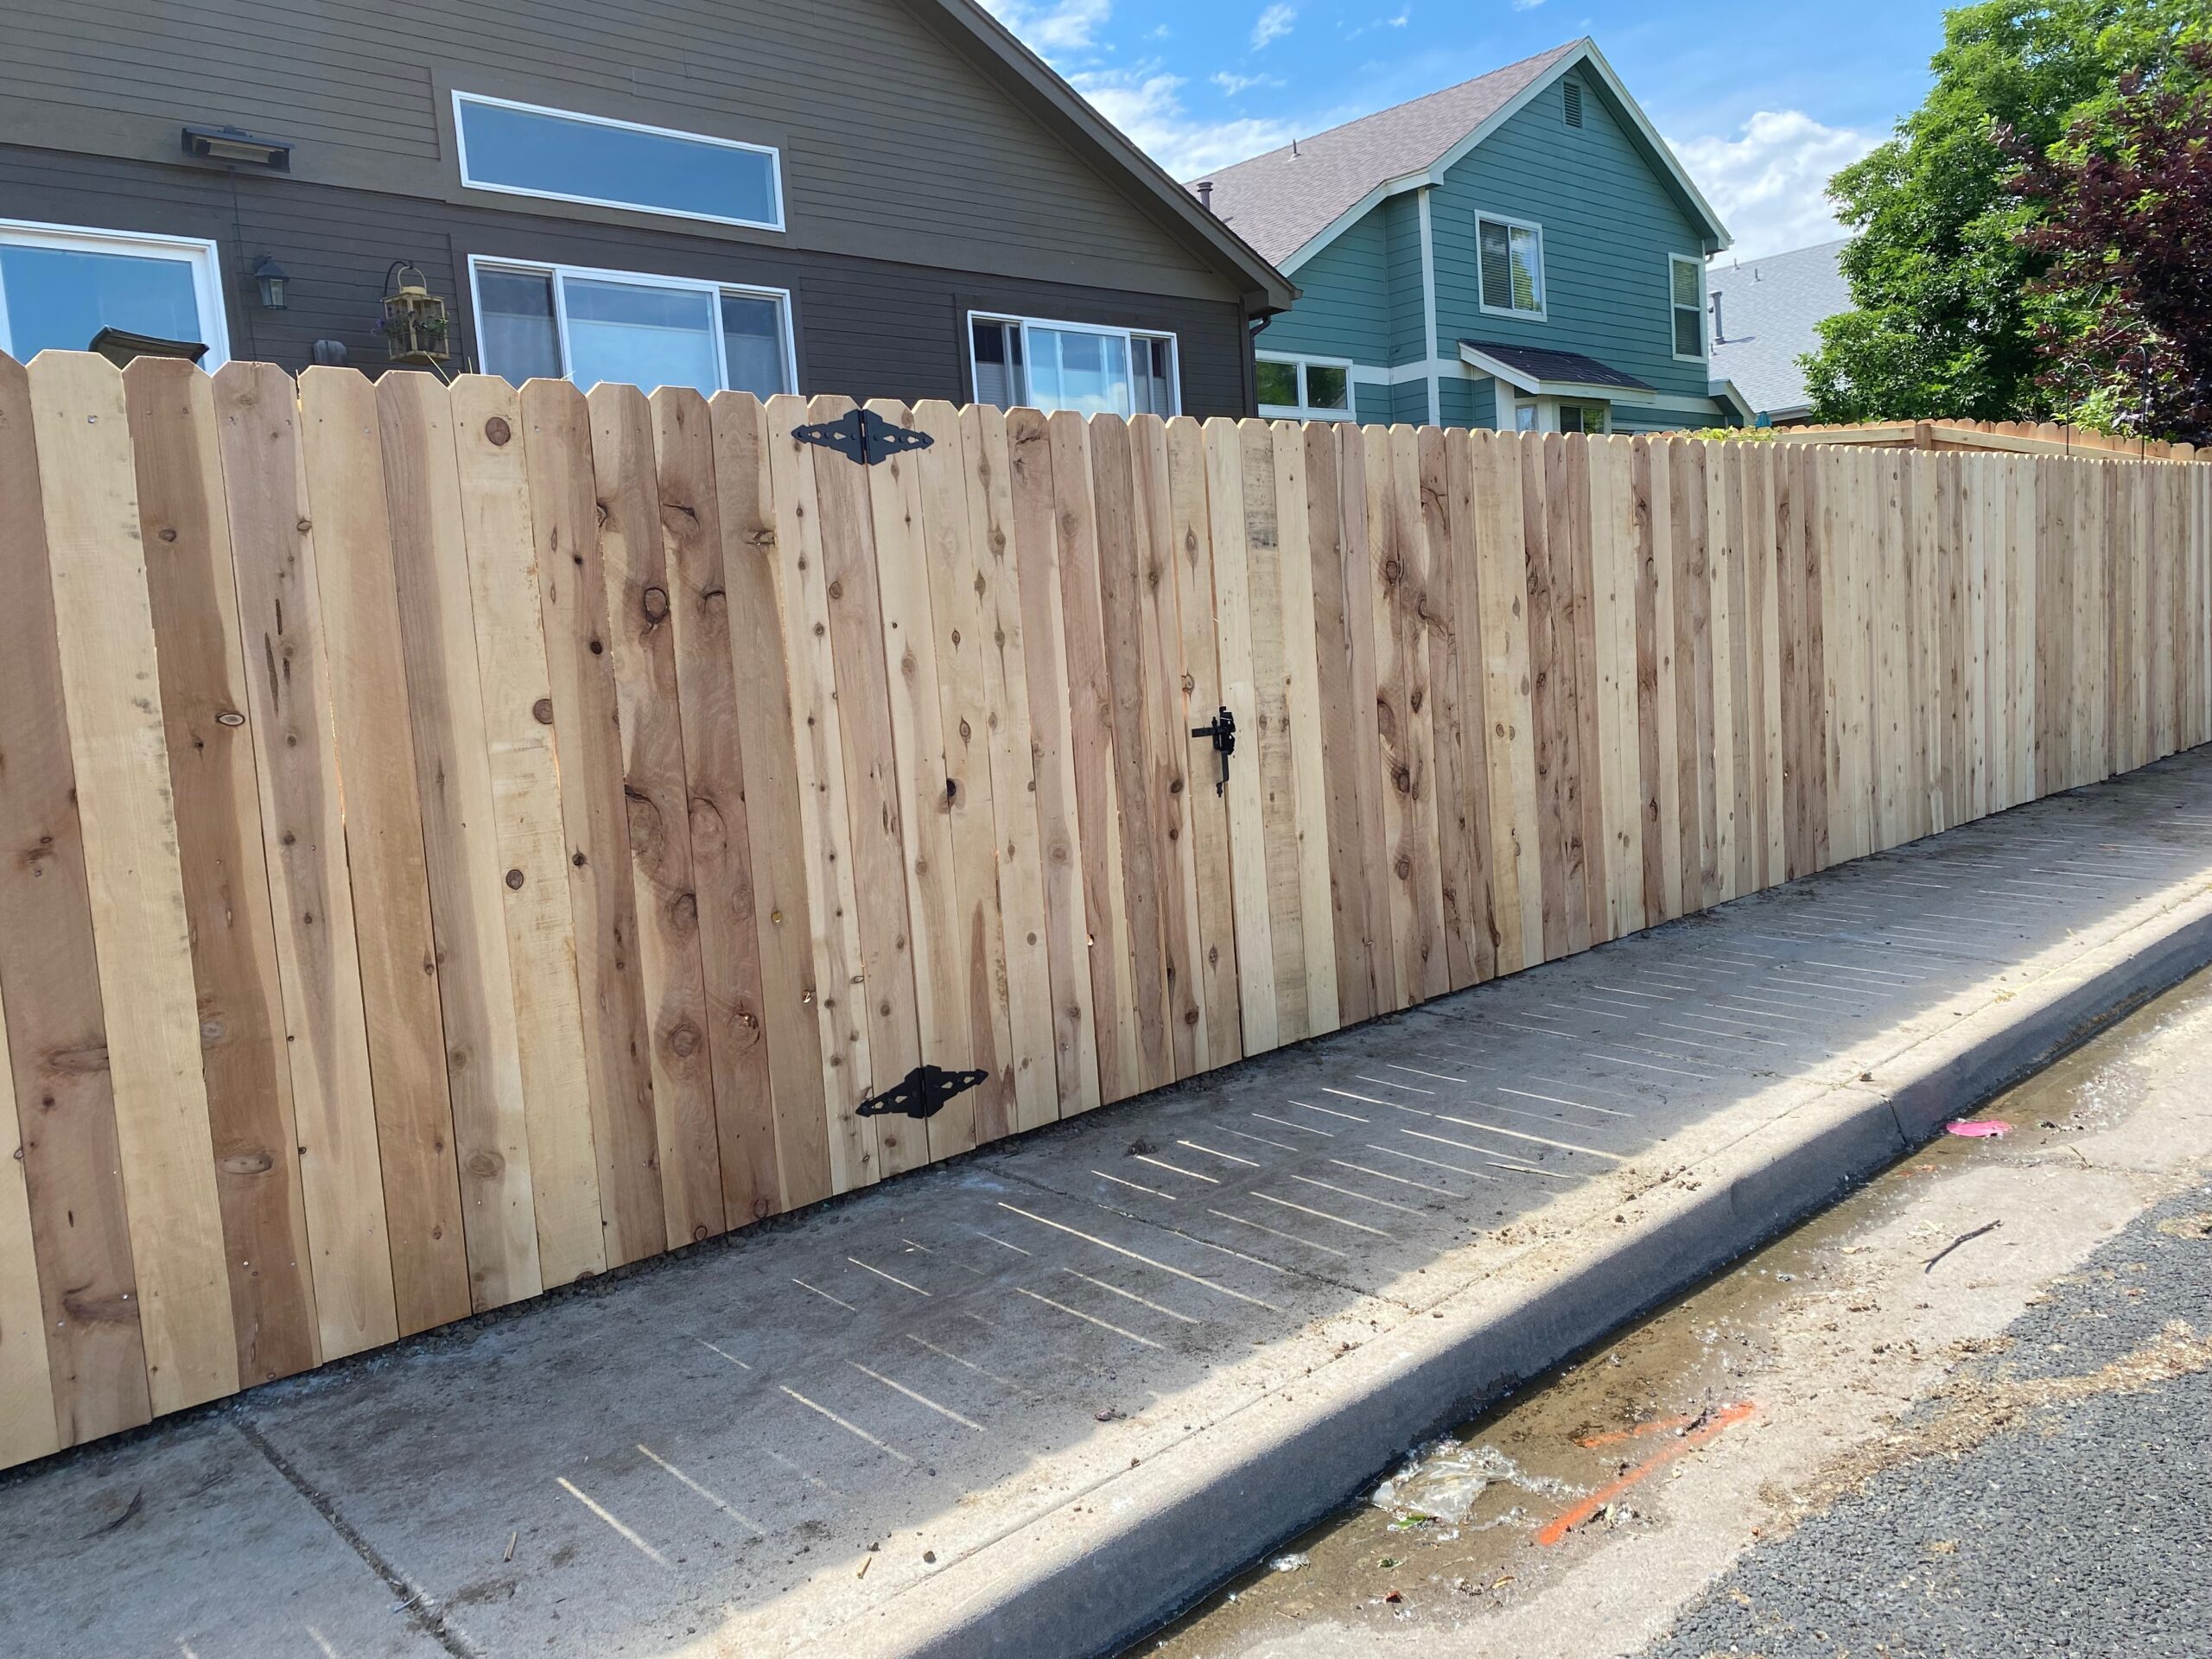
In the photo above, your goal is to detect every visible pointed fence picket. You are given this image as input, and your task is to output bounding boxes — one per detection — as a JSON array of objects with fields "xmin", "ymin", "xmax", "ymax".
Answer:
[{"xmin": 1, "ymin": 348, "xmax": 2207, "ymax": 1469}]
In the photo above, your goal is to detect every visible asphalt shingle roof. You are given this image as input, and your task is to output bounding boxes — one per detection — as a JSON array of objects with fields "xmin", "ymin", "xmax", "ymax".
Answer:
[
  {"xmin": 1708, "ymin": 239, "xmax": 1853, "ymax": 420},
  {"xmin": 1192, "ymin": 41, "xmax": 1584, "ymax": 265},
  {"xmin": 1460, "ymin": 340, "xmax": 1653, "ymax": 393}
]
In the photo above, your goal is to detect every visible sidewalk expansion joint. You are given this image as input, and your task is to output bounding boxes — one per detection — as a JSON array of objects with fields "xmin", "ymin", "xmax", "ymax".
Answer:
[{"xmin": 235, "ymin": 1417, "xmax": 480, "ymax": 1659}]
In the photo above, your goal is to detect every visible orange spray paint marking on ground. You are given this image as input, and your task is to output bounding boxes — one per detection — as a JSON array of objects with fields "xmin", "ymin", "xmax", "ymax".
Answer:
[
  {"xmin": 1536, "ymin": 1402, "xmax": 1757, "ymax": 1547},
  {"xmin": 1573, "ymin": 1410, "xmax": 1707, "ymax": 1450}
]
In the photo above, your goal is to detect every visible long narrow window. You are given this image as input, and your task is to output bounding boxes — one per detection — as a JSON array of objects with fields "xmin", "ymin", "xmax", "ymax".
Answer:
[
  {"xmin": 470, "ymin": 257, "xmax": 796, "ymax": 397},
  {"xmin": 1255, "ymin": 353, "xmax": 1353, "ymax": 420},
  {"xmin": 0, "ymin": 219, "xmax": 229, "ymax": 364},
  {"xmin": 454, "ymin": 93, "xmax": 784, "ymax": 231},
  {"xmin": 969, "ymin": 314, "xmax": 1179, "ymax": 416},
  {"xmin": 1478, "ymin": 215, "xmax": 1545, "ymax": 319},
  {"xmin": 1671, "ymin": 254, "xmax": 1707, "ymax": 360}
]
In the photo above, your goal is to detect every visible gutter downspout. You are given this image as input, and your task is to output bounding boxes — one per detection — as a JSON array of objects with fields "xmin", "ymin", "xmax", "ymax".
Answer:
[{"xmin": 1417, "ymin": 187, "xmax": 1440, "ymax": 428}]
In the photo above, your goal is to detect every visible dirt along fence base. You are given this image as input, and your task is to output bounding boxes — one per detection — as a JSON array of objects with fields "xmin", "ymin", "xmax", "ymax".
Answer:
[{"xmin": 1, "ymin": 348, "xmax": 2207, "ymax": 1471}]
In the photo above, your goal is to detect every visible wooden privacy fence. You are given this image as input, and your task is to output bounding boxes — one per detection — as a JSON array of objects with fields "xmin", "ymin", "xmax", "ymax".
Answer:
[
  {"xmin": 1770, "ymin": 417, "xmax": 2203, "ymax": 463},
  {"xmin": 2, "ymin": 350, "xmax": 2209, "ymax": 1470}
]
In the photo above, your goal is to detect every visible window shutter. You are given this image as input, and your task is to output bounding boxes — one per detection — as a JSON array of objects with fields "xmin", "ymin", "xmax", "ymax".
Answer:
[
  {"xmin": 1564, "ymin": 80, "xmax": 1583, "ymax": 128},
  {"xmin": 1479, "ymin": 219, "xmax": 1513, "ymax": 312}
]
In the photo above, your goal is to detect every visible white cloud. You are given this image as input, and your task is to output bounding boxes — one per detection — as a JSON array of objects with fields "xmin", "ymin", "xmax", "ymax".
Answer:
[
  {"xmin": 1345, "ymin": 9, "xmax": 1409, "ymax": 36},
  {"xmin": 1212, "ymin": 70, "xmax": 1285, "ymax": 96},
  {"xmin": 976, "ymin": 0, "xmax": 1112, "ymax": 57},
  {"xmin": 1073, "ymin": 67, "xmax": 1297, "ymax": 178},
  {"xmin": 1670, "ymin": 110, "xmax": 1878, "ymax": 262},
  {"xmin": 1251, "ymin": 3, "xmax": 1297, "ymax": 48}
]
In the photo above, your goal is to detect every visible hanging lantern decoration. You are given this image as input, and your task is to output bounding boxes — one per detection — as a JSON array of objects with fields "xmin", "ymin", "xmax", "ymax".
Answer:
[{"xmin": 378, "ymin": 263, "xmax": 451, "ymax": 365}]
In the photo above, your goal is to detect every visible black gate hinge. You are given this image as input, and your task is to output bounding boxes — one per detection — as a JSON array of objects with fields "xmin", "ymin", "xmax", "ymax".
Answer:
[
  {"xmin": 793, "ymin": 407, "xmax": 934, "ymax": 467},
  {"xmin": 856, "ymin": 1063, "xmax": 989, "ymax": 1122},
  {"xmin": 1192, "ymin": 705, "xmax": 1236, "ymax": 796}
]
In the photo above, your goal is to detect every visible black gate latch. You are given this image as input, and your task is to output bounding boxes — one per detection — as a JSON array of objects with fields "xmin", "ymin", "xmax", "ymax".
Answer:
[
  {"xmin": 792, "ymin": 407, "xmax": 934, "ymax": 467},
  {"xmin": 857, "ymin": 1063, "xmax": 989, "ymax": 1122},
  {"xmin": 1192, "ymin": 705, "xmax": 1236, "ymax": 796}
]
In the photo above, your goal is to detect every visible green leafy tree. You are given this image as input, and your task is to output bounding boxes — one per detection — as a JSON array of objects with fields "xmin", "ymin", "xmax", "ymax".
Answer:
[
  {"xmin": 2003, "ymin": 42, "xmax": 2212, "ymax": 442},
  {"xmin": 1802, "ymin": 0, "xmax": 2203, "ymax": 424}
]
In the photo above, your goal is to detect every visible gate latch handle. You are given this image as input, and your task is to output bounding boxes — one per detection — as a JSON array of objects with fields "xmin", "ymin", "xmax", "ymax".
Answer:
[{"xmin": 1191, "ymin": 706, "xmax": 1236, "ymax": 797}]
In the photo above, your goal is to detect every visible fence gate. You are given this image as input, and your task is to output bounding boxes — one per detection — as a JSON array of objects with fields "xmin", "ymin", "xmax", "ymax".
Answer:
[{"xmin": 0, "ymin": 348, "xmax": 2207, "ymax": 1471}]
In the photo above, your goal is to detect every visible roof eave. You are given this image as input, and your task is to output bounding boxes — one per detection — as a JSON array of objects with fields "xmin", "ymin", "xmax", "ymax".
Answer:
[
  {"xmin": 906, "ymin": 0, "xmax": 1299, "ymax": 312},
  {"xmin": 1572, "ymin": 41, "xmax": 1732, "ymax": 251},
  {"xmin": 1708, "ymin": 378, "xmax": 1759, "ymax": 423},
  {"xmin": 1278, "ymin": 168, "xmax": 1428, "ymax": 274}
]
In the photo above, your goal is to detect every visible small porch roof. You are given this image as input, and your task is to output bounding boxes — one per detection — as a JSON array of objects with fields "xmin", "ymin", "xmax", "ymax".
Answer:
[{"xmin": 1459, "ymin": 340, "xmax": 1656, "ymax": 403}]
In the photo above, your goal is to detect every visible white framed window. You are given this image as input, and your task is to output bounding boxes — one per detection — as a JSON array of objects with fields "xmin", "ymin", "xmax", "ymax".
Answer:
[
  {"xmin": 467, "ymin": 256, "xmax": 797, "ymax": 397},
  {"xmin": 1255, "ymin": 353, "xmax": 1354, "ymax": 420},
  {"xmin": 1670, "ymin": 254, "xmax": 1707, "ymax": 361},
  {"xmin": 0, "ymin": 219, "xmax": 230, "ymax": 365},
  {"xmin": 969, "ymin": 313, "xmax": 1179, "ymax": 416},
  {"xmin": 454, "ymin": 92, "xmax": 785, "ymax": 232},
  {"xmin": 1477, "ymin": 214, "xmax": 1545, "ymax": 320},
  {"xmin": 1497, "ymin": 389, "xmax": 1611, "ymax": 434}
]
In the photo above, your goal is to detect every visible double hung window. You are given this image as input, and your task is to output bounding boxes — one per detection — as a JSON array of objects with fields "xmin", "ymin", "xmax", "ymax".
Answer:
[
  {"xmin": 1478, "ymin": 215, "xmax": 1545, "ymax": 319},
  {"xmin": 1670, "ymin": 254, "xmax": 1707, "ymax": 360}
]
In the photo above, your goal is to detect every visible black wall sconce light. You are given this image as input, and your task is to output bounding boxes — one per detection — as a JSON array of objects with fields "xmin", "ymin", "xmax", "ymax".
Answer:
[
  {"xmin": 181, "ymin": 124, "xmax": 294, "ymax": 170},
  {"xmin": 251, "ymin": 255, "xmax": 289, "ymax": 310}
]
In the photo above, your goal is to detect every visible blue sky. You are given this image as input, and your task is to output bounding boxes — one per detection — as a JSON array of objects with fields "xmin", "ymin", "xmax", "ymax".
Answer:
[{"xmin": 980, "ymin": 0, "xmax": 1955, "ymax": 260}]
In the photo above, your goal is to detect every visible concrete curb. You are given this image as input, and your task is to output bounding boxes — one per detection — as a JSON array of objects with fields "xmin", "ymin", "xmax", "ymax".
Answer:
[{"xmin": 804, "ymin": 875, "xmax": 2212, "ymax": 1659}]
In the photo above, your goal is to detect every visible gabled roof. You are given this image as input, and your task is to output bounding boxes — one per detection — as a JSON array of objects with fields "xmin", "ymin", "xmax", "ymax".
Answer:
[
  {"xmin": 900, "ymin": 0, "xmax": 1297, "ymax": 314},
  {"xmin": 1195, "ymin": 39, "xmax": 1732, "ymax": 273},
  {"xmin": 1708, "ymin": 239, "xmax": 1853, "ymax": 421}
]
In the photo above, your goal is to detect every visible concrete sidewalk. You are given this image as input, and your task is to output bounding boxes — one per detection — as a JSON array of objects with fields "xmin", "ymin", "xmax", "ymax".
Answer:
[{"xmin": 8, "ymin": 750, "xmax": 2212, "ymax": 1659}]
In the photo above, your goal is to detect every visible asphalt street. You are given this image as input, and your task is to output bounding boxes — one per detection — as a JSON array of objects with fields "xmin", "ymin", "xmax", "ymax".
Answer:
[{"xmin": 1643, "ymin": 1183, "xmax": 2212, "ymax": 1659}]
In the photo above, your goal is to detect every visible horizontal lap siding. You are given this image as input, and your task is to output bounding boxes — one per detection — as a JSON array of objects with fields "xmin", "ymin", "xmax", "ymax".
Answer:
[
  {"xmin": 1385, "ymin": 193, "xmax": 1429, "ymax": 366},
  {"xmin": 1390, "ymin": 381, "xmax": 1433, "ymax": 425},
  {"xmin": 1246, "ymin": 79, "xmax": 1724, "ymax": 433},
  {"xmin": 1431, "ymin": 79, "xmax": 1714, "ymax": 404},
  {"xmin": 0, "ymin": 0, "xmax": 1231, "ymax": 300},
  {"xmin": 1258, "ymin": 208, "xmax": 1395, "ymax": 364},
  {"xmin": 3, "ymin": 350, "xmax": 2205, "ymax": 1480},
  {"xmin": 0, "ymin": 146, "xmax": 1254, "ymax": 416},
  {"xmin": 1439, "ymin": 376, "xmax": 1497, "ymax": 430}
]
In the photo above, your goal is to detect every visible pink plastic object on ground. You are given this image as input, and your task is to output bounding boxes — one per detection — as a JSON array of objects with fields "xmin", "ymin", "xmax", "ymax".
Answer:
[{"xmin": 1944, "ymin": 1119, "xmax": 2013, "ymax": 1138}]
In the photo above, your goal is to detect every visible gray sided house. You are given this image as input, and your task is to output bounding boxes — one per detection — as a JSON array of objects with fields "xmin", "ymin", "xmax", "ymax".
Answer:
[
  {"xmin": 0, "ymin": 0, "xmax": 1292, "ymax": 416},
  {"xmin": 1199, "ymin": 39, "xmax": 1744, "ymax": 435},
  {"xmin": 1708, "ymin": 238, "xmax": 1853, "ymax": 425}
]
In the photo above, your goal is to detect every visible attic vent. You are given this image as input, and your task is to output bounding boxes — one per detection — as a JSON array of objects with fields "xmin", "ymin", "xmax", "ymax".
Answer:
[{"xmin": 1563, "ymin": 79, "xmax": 1584, "ymax": 128}]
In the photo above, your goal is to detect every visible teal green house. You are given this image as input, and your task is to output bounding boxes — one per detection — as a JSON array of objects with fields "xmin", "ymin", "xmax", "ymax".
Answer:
[{"xmin": 1199, "ymin": 40, "xmax": 1751, "ymax": 435}]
